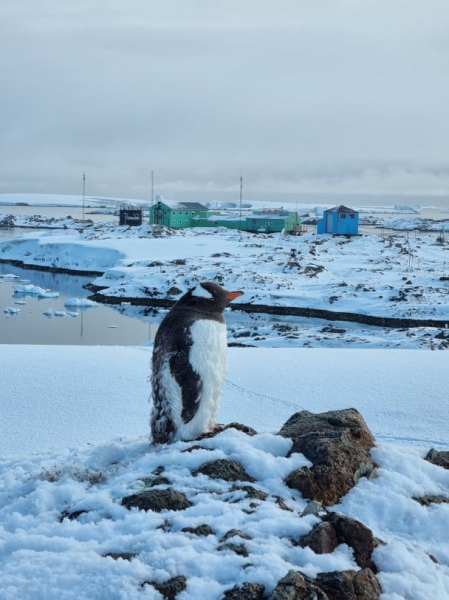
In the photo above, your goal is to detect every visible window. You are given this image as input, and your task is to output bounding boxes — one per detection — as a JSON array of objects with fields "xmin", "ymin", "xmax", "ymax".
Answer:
[
  {"xmin": 185, "ymin": 220, "xmax": 188, "ymax": 224},
  {"xmin": 191, "ymin": 212, "xmax": 195, "ymax": 215},
  {"xmin": 340, "ymin": 214, "xmax": 346, "ymax": 219},
  {"xmin": 265, "ymin": 221, "xmax": 273, "ymax": 226},
  {"xmin": 172, "ymin": 211, "xmax": 176, "ymax": 215},
  {"xmin": 185, "ymin": 211, "xmax": 188, "ymax": 215},
  {"xmin": 350, "ymin": 213, "xmax": 355, "ymax": 219}
]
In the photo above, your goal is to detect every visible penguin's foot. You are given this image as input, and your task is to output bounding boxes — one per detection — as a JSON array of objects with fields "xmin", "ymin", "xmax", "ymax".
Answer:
[
  {"xmin": 196, "ymin": 424, "xmax": 225, "ymax": 441},
  {"xmin": 209, "ymin": 424, "xmax": 223, "ymax": 433}
]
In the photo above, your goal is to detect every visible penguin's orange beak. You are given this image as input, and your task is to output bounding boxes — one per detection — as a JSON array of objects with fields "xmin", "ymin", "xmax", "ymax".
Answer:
[{"xmin": 225, "ymin": 291, "xmax": 244, "ymax": 302}]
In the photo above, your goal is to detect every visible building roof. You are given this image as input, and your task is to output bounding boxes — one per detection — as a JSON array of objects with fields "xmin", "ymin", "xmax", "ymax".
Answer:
[
  {"xmin": 323, "ymin": 205, "xmax": 358, "ymax": 214},
  {"xmin": 155, "ymin": 199, "xmax": 208, "ymax": 211}
]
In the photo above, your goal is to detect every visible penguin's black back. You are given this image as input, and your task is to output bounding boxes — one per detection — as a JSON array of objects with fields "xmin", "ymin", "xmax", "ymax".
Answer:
[{"xmin": 151, "ymin": 305, "xmax": 225, "ymax": 444}]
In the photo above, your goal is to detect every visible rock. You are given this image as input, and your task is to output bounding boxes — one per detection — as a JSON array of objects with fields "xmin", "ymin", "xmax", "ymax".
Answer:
[
  {"xmin": 220, "ymin": 529, "xmax": 251, "ymax": 542},
  {"xmin": 274, "ymin": 496, "xmax": 292, "ymax": 511},
  {"xmin": 301, "ymin": 500, "xmax": 324, "ymax": 517},
  {"xmin": 181, "ymin": 524, "xmax": 214, "ymax": 536},
  {"xmin": 59, "ymin": 509, "xmax": 88, "ymax": 522},
  {"xmin": 279, "ymin": 409, "xmax": 376, "ymax": 506},
  {"xmin": 223, "ymin": 423, "xmax": 258, "ymax": 436},
  {"xmin": 297, "ymin": 521, "xmax": 339, "ymax": 554},
  {"xmin": 181, "ymin": 444, "xmax": 211, "ymax": 453},
  {"xmin": 425, "ymin": 448, "xmax": 449, "ymax": 470},
  {"xmin": 231, "ymin": 484, "xmax": 269, "ymax": 501},
  {"xmin": 413, "ymin": 495, "xmax": 449, "ymax": 506},
  {"xmin": 197, "ymin": 422, "xmax": 258, "ymax": 440},
  {"xmin": 167, "ymin": 286, "xmax": 183, "ymax": 296},
  {"xmin": 218, "ymin": 543, "xmax": 249, "ymax": 557},
  {"xmin": 297, "ymin": 513, "xmax": 379, "ymax": 571},
  {"xmin": 121, "ymin": 488, "xmax": 192, "ymax": 512},
  {"xmin": 141, "ymin": 475, "xmax": 171, "ymax": 487},
  {"xmin": 324, "ymin": 513, "xmax": 379, "ymax": 571},
  {"xmin": 143, "ymin": 575, "xmax": 187, "ymax": 599},
  {"xmin": 193, "ymin": 459, "xmax": 255, "ymax": 483},
  {"xmin": 104, "ymin": 552, "xmax": 137, "ymax": 561},
  {"xmin": 315, "ymin": 569, "xmax": 381, "ymax": 600},
  {"xmin": 222, "ymin": 582, "xmax": 265, "ymax": 599},
  {"xmin": 269, "ymin": 570, "xmax": 329, "ymax": 599}
]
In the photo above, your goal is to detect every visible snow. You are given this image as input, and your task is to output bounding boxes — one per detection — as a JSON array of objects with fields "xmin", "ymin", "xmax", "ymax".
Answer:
[
  {"xmin": 64, "ymin": 298, "xmax": 97, "ymax": 307},
  {"xmin": 0, "ymin": 346, "xmax": 448, "ymax": 599},
  {"xmin": 2, "ymin": 224, "xmax": 449, "ymax": 320},
  {"xmin": 1, "ymin": 346, "xmax": 447, "ymax": 457},
  {"xmin": 13, "ymin": 284, "xmax": 59, "ymax": 298}
]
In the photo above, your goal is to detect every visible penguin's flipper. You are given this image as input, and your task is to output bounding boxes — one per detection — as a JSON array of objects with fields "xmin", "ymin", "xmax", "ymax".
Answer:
[{"xmin": 169, "ymin": 348, "xmax": 203, "ymax": 424}]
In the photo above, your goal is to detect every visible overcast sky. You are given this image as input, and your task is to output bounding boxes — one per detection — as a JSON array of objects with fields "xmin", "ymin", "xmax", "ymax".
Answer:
[{"xmin": 1, "ymin": 0, "xmax": 448, "ymax": 201}]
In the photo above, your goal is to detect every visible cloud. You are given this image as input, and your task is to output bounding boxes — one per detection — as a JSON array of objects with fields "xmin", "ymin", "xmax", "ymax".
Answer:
[{"xmin": 0, "ymin": 0, "xmax": 448, "ymax": 199}]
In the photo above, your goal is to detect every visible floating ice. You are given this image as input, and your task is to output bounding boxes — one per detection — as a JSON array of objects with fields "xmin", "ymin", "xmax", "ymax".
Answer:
[
  {"xmin": 64, "ymin": 298, "xmax": 97, "ymax": 307},
  {"xmin": 13, "ymin": 284, "xmax": 59, "ymax": 298},
  {"xmin": 3, "ymin": 307, "xmax": 20, "ymax": 315}
]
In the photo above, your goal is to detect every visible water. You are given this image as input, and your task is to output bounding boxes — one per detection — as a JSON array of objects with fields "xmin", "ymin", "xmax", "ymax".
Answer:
[
  {"xmin": 0, "ymin": 205, "xmax": 118, "ymax": 223},
  {"xmin": 0, "ymin": 263, "xmax": 156, "ymax": 345}
]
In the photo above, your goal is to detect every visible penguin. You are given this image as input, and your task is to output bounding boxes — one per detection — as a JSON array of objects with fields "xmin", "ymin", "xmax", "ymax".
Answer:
[{"xmin": 150, "ymin": 282, "xmax": 243, "ymax": 444}]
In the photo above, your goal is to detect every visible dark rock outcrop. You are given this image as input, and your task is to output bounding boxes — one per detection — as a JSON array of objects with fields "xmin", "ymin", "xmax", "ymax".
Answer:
[
  {"xmin": 298, "ymin": 512, "xmax": 379, "ymax": 572},
  {"xmin": 413, "ymin": 495, "xmax": 449, "ymax": 506},
  {"xmin": 104, "ymin": 552, "xmax": 137, "ymax": 561},
  {"xmin": 59, "ymin": 509, "xmax": 88, "ymax": 522},
  {"xmin": 231, "ymin": 484, "xmax": 269, "ymax": 501},
  {"xmin": 297, "ymin": 521, "xmax": 339, "ymax": 554},
  {"xmin": 181, "ymin": 524, "xmax": 214, "ymax": 536},
  {"xmin": 121, "ymin": 488, "xmax": 192, "ymax": 512},
  {"xmin": 279, "ymin": 409, "xmax": 376, "ymax": 506},
  {"xmin": 316, "ymin": 569, "xmax": 381, "ymax": 600},
  {"xmin": 269, "ymin": 568, "xmax": 381, "ymax": 600},
  {"xmin": 324, "ymin": 513, "xmax": 379, "ymax": 571},
  {"xmin": 222, "ymin": 582, "xmax": 265, "ymax": 599},
  {"xmin": 143, "ymin": 575, "xmax": 187, "ymax": 599},
  {"xmin": 425, "ymin": 448, "xmax": 449, "ymax": 470},
  {"xmin": 220, "ymin": 529, "xmax": 251, "ymax": 542},
  {"xmin": 269, "ymin": 570, "xmax": 328, "ymax": 599},
  {"xmin": 193, "ymin": 459, "xmax": 255, "ymax": 483},
  {"xmin": 218, "ymin": 543, "xmax": 249, "ymax": 557}
]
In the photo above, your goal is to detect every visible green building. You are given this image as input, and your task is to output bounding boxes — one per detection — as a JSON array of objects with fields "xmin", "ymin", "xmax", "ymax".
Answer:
[
  {"xmin": 192, "ymin": 210, "xmax": 300, "ymax": 233},
  {"xmin": 149, "ymin": 196, "xmax": 300, "ymax": 233},
  {"xmin": 149, "ymin": 196, "xmax": 210, "ymax": 229}
]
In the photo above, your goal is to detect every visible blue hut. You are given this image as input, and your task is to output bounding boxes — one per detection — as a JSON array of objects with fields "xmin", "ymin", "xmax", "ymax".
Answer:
[{"xmin": 316, "ymin": 205, "xmax": 359, "ymax": 236}]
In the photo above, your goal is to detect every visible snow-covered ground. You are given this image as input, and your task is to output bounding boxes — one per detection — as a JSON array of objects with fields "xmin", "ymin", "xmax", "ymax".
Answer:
[
  {"xmin": 0, "ymin": 345, "xmax": 448, "ymax": 599},
  {"xmin": 1, "ymin": 346, "xmax": 448, "ymax": 457},
  {"xmin": 2, "ymin": 224, "xmax": 449, "ymax": 321},
  {"xmin": 0, "ymin": 214, "xmax": 95, "ymax": 229}
]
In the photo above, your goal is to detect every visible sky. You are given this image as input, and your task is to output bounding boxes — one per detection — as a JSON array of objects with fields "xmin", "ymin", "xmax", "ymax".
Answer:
[{"xmin": 0, "ymin": 0, "xmax": 448, "ymax": 201}]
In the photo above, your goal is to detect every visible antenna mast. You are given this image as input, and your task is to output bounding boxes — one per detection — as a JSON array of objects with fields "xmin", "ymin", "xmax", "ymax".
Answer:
[
  {"xmin": 239, "ymin": 175, "xmax": 243, "ymax": 217},
  {"xmin": 82, "ymin": 171, "xmax": 86, "ymax": 220},
  {"xmin": 151, "ymin": 171, "xmax": 154, "ymax": 204},
  {"xmin": 239, "ymin": 175, "xmax": 243, "ymax": 238}
]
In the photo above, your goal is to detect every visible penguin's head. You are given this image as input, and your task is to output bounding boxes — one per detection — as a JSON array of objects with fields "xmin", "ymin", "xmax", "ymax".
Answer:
[{"xmin": 179, "ymin": 282, "xmax": 243, "ymax": 313}]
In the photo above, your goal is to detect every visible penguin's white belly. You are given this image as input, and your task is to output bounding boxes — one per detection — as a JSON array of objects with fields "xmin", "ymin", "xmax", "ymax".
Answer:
[{"xmin": 177, "ymin": 318, "xmax": 227, "ymax": 441}]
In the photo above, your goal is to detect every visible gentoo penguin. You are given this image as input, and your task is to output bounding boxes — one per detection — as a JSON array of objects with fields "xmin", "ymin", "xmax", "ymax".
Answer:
[{"xmin": 150, "ymin": 282, "xmax": 243, "ymax": 444}]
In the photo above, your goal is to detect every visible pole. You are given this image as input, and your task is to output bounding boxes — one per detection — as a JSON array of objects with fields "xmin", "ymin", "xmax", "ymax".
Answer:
[
  {"xmin": 151, "ymin": 171, "xmax": 154, "ymax": 204},
  {"xmin": 82, "ymin": 172, "xmax": 86, "ymax": 220},
  {"xmin": 239, "ymin": 176, "xmax": 243, "ymax": 239}
]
